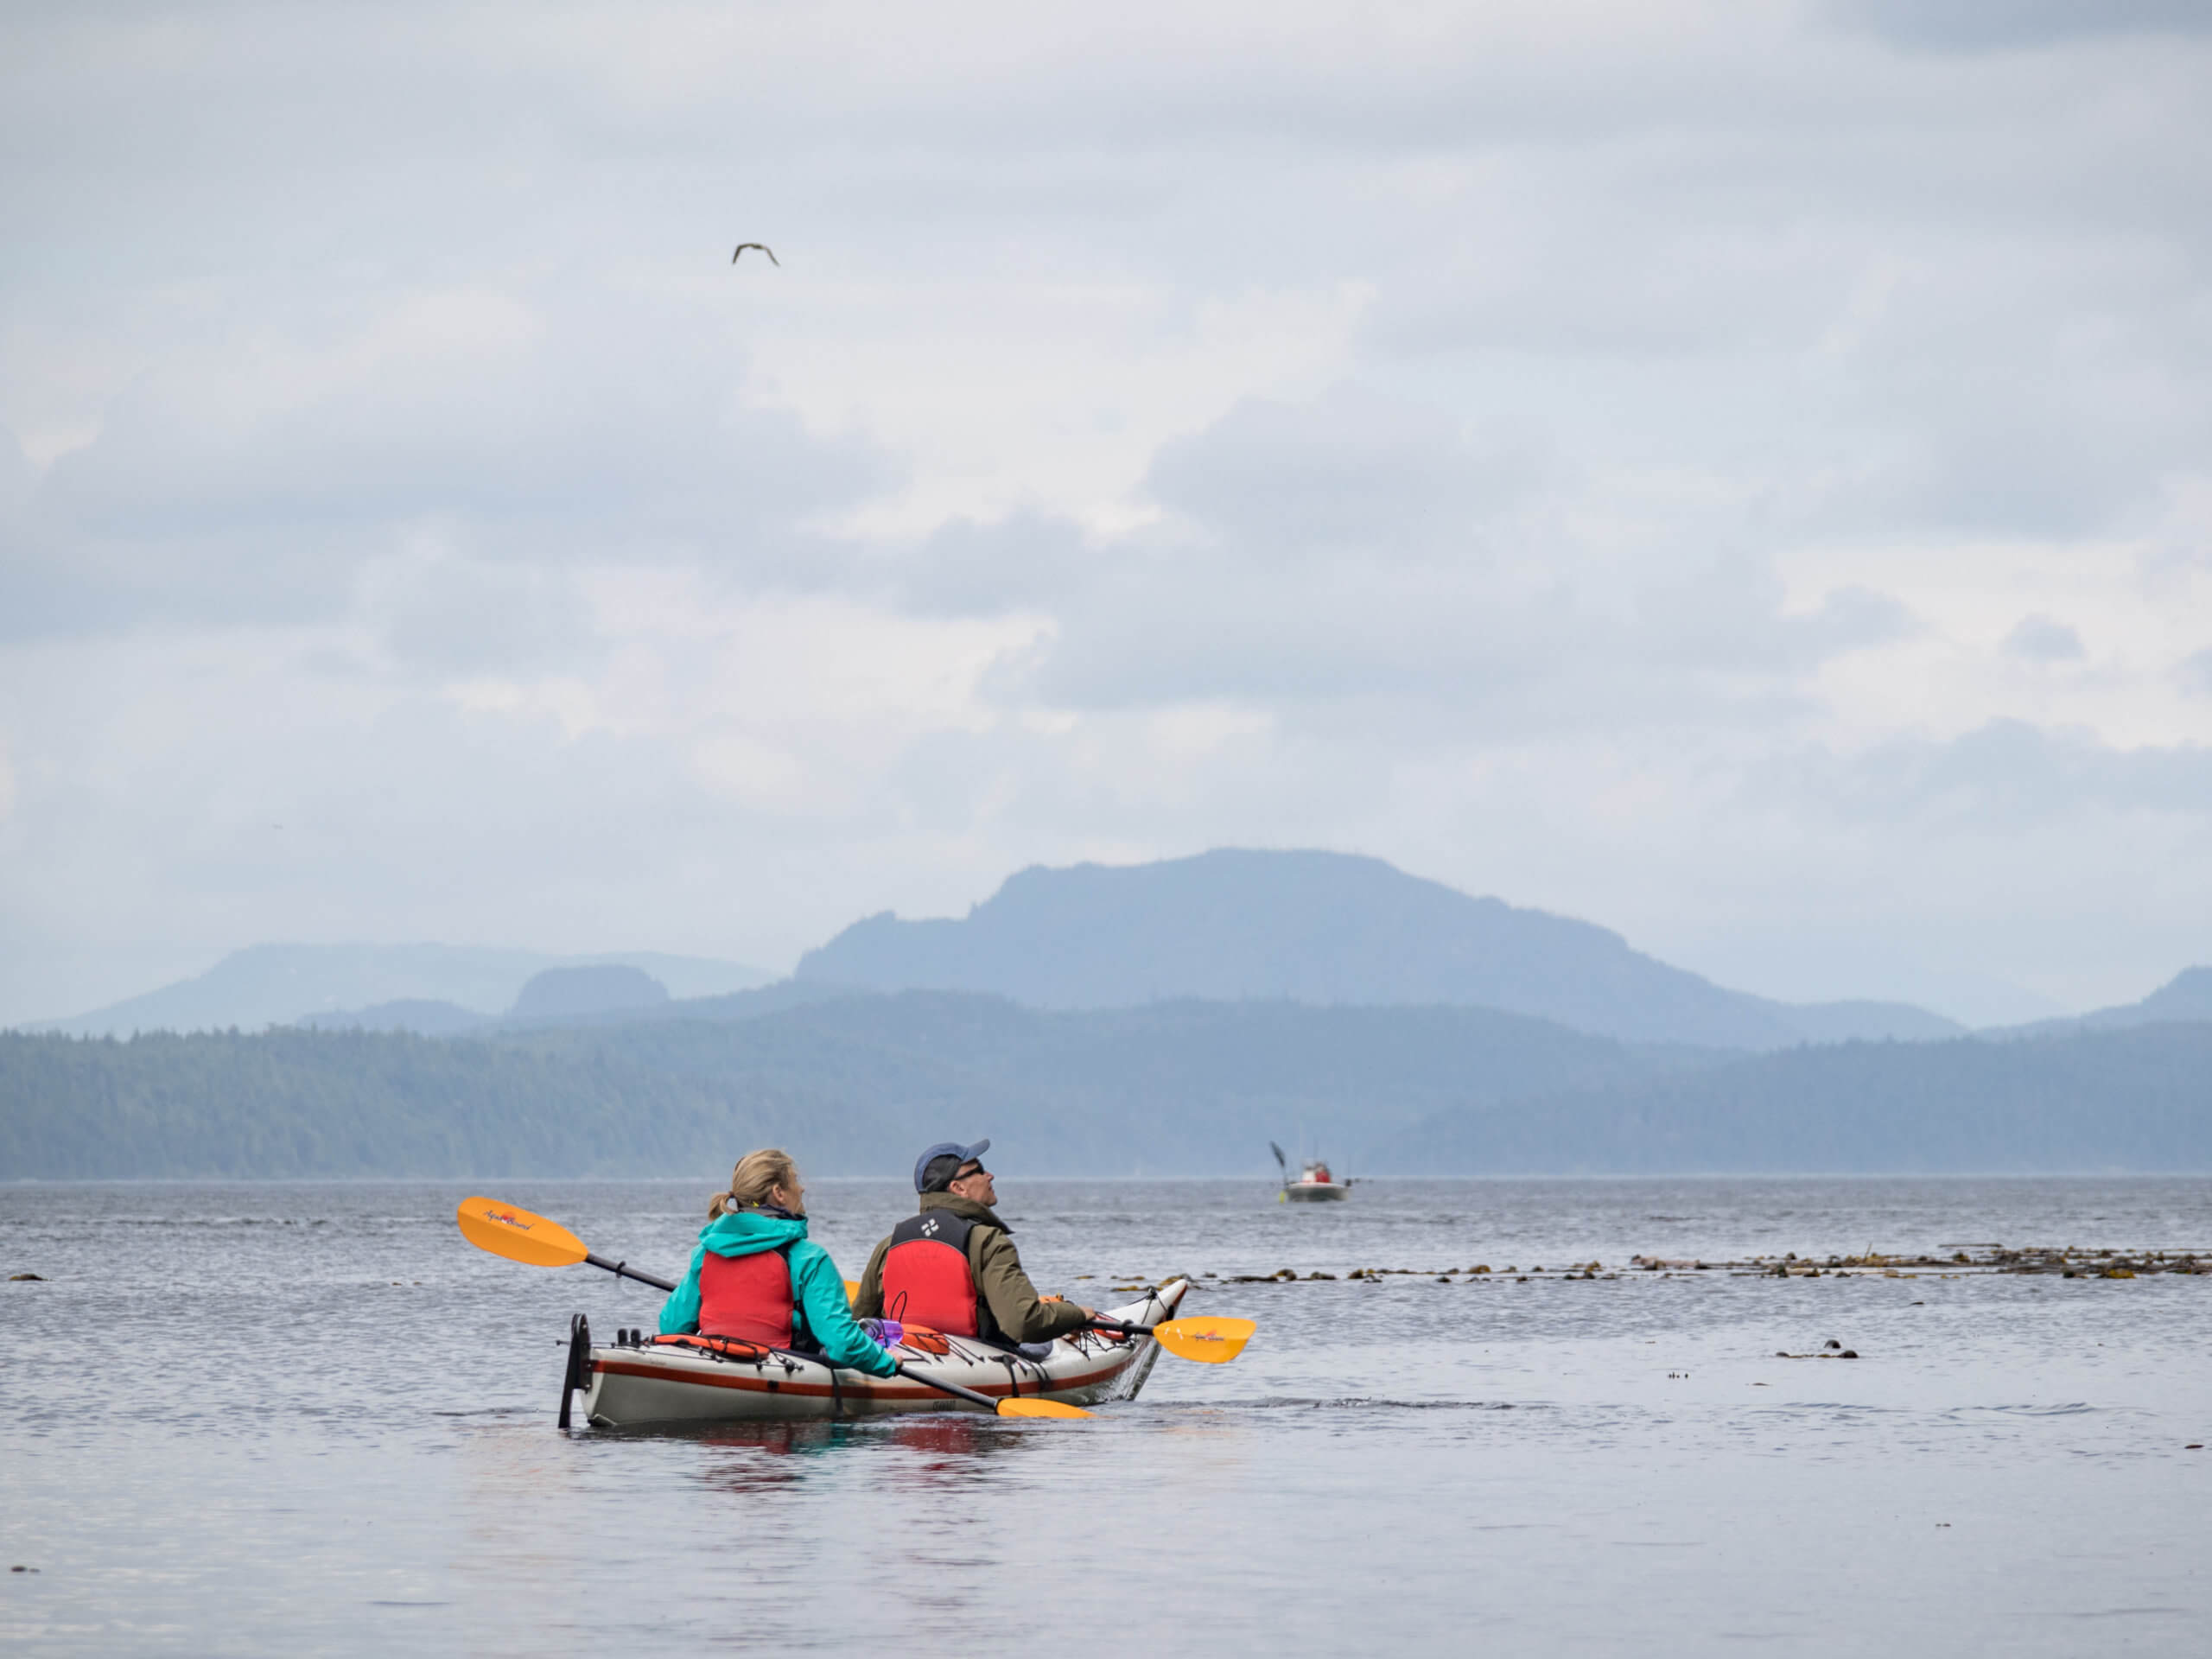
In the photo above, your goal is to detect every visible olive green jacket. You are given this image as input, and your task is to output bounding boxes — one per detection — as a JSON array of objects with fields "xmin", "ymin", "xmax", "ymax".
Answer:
[{"xmin": 853, "ymin": 1192, "xmax": 1091, "ymax": 1343}]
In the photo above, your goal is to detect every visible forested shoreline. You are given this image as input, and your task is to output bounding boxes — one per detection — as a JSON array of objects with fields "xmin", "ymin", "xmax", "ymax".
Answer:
[{"xmin": 4, "ymin": 993, "xmax": 2209, "ymax": 1179}]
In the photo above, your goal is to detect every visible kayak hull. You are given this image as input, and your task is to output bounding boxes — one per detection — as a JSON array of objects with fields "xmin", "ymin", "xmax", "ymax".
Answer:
[{"xmin": 579, "ymin": 1279, "xmax": 1186, "ymax": 1427}]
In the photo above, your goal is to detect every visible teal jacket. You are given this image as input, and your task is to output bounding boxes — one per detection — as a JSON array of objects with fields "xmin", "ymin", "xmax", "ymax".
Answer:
[{"xmin": 658, "ymin": 1208, "xmax": 899, "ymax": 1378}]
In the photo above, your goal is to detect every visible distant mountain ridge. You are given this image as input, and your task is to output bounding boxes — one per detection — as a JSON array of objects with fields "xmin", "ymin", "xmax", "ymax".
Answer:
[
  {"xmin": 2103, "ymin": 966, "xmax": 2212, "ymax": 1027},
  {"xmin": 1993, "ymin": 965, "xmax": 2212, "ymax": 1039},
  {"xmin": 798, "ymin": 849, "xmax": 1962, "ymax": 1051},
  {"xmin": 300, "ymin": 963, "xmax": 678, "ymax": 1035},
  {"xmin": 26, "ymin": 853, "xmax": 2200, "ymax": 1050},
  {"xmin": 22, "ymin": 944, "xmax": 769, "ymax": 1037},
  {"xmin": 508, "ymin": 963, "xmax": 670, "ymax": 1020}
]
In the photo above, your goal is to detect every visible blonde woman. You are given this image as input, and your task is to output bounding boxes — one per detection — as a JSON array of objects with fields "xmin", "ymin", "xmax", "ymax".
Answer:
[{"xmin": 656, "ymin": 1149, "xmax": 898, "ymax": 1378}]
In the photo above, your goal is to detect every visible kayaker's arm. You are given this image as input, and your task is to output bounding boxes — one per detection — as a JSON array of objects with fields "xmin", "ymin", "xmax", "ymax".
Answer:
[
  {"xmin": 790, "ymin": 1243, "xmax": 899, "ymax": 1377},
  {"xmin": 656, "ymin": 1240, "xmax": 710, "ymax": 1337},
  {"xmin": 969, "ymin": 1228, "xmax": 1094, "ymax": 1342}
]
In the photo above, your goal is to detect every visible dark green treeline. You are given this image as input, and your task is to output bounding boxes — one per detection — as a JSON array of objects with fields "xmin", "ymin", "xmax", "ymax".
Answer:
[{"xmin": 3, "ymin": 993, "xmax": 2209, "ymax": 1179}]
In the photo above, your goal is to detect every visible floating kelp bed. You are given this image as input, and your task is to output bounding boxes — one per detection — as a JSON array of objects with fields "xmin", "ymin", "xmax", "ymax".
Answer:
[{"xmin": 1115, "ymin": 1244, "xmax": 2212, "ymax": 1288}]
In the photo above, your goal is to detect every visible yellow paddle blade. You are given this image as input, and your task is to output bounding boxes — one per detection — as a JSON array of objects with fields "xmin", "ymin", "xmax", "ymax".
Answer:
[
  {"xmin": 845, "ymin": 1279, "xmax": 860, "ymax": 1304},
  {"xmin": 997, "ymin": 1398, "xmax": 1095, "ymax": 1419},
  {"xmin": 456, "ymin": 1196, "xmax": 588, "ymax": 1269},
  {"xmin": 1150, "ymin": 1317, "xmax": 1255, "ymax": 1364}
]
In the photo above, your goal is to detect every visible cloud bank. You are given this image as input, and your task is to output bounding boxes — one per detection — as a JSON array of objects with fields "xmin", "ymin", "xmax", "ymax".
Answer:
[{"xmin": 2, "ymin": 0, "xmax": 2208, "ymax": 1026}]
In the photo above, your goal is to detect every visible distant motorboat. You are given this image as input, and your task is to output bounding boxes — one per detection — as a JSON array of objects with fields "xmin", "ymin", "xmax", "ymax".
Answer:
[{"xmin": 1272, "ymin": 1141, "xmax": 1352, "ymax": 1202}]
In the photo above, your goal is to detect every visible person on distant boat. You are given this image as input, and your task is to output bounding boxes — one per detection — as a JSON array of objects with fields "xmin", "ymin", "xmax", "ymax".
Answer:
[
  {"xmin": 1311, "ymin": 1163, "xmax": 1333, "ymax": 1185},
  {"xmin": 853, "ymin": 1140, "xmax": 1095, "ymax": 1356},
  {"xmin": 657, "ymin": 1148, "xmax": 899, "ymax": 1378}
]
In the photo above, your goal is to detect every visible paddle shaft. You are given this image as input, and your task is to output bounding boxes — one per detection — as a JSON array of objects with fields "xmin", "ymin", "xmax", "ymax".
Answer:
[
  {"xmin": 584, "ymin": 1252, "xmax": 676, "ymax": 1293},
  {"xmin": 892, "ymin": 1363, "xmax": 1014, "ymax": 1414},
  {"xmin": 744, "ymin": 1346, "xmax": 1022, "ymax": 1415},
  {"xmin": 772, "ymin": 1352, "xmax": 1016, "ymax": 1415},
  {"xmin": 1087, "ymin": 1317, "xmax": 1167, "ymax": 1337}
]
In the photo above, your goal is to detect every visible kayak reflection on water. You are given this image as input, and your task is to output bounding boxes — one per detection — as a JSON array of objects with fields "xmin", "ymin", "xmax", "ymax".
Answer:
[{"xmin": 689, "ymin": 1410, "xmax": 1022, "ymax": 1497}]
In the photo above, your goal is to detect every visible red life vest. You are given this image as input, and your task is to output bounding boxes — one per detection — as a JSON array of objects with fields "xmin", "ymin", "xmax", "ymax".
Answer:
[
  {"xmin": 696, "ymin": 1247, "xmax": 794, "ymax": 1347},
  {"xmin": 880, "ymin": 1211, "xmax": 993, "ymax": 1339}
]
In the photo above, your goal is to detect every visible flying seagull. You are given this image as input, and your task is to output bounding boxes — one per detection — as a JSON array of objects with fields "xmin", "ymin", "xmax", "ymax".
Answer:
[{"xmin": 731, "ymin": 243, "xmax": 779, "ymax": 265}]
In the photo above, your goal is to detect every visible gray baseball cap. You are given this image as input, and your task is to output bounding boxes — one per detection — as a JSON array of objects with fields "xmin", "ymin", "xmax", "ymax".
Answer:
[{"xmin": 913, "ymin": 1139, "xmax": 990, "ymax": 1192}]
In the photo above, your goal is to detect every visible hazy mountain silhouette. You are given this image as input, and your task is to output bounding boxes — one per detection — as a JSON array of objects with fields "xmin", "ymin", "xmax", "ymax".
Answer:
[
  {"xmin": 296, "ymin": 970, "xmax": 858, "ymax": 1037},
  {"xmin": 509, "ymin": 963, "xmax": 669, "ymax": 1020},
  {"xmin": 798, "ymin": 849, "xmax": 1960, "ymax": 1050},
  {"xmin": 2100, "ymin": 966, "xmax": 2212, "ymax": 1026},
  {"xmin": 22, "ymin": 944, "xmax": 769, "ymax": 1036},
  {"xmin": 1991, "ymin": 965, "xmax": 2212, "ymax": 1039}
]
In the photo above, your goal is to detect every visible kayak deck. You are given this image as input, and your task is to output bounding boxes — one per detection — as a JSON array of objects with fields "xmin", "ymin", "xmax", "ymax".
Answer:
[{"xmin": 578, "ymin": 1279, "xmax": 1187, "ymax": 1426}]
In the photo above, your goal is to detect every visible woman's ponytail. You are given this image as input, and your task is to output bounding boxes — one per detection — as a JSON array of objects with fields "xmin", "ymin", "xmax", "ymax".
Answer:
[{"xmin": 709, "ymin": 1147, "xmax": 798, "ymax": 1217}]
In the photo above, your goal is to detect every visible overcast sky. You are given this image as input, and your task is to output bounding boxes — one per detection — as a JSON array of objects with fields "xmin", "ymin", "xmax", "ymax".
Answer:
[{"xmin": 3, "ymin": 0, "xmax": 2209, "ymax": 1027}]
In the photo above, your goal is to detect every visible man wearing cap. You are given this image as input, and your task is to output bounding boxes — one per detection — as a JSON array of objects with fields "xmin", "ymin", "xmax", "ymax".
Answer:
[{"xmin": 852, "ymin": 1140, "xmax": 1096, "ymax": 1351}]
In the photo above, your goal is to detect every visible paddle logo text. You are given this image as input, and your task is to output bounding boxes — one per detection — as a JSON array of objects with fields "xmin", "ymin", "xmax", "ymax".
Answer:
[{"xmin": 486, "ymin": 1210, "xmax": 532, "ymax": 1232}]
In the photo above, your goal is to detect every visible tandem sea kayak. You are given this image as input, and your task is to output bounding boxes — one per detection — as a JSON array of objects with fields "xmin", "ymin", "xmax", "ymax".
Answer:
[{"xmin": 569, "ymin": 1279, "xmax": 1189, "ymax": 1427}]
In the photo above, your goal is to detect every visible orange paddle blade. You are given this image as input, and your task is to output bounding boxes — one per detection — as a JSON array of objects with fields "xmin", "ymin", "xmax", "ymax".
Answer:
[
  {"xmin": 998, "ymin": 1398, "xmax": 1095, "ymax": 1420},
  {"xmin": 844, "ymin": 1279, "xmax": 861, "ymax": 1304},
  {"xmin": 457, "ymin": 1196, "xmax": 588, "ymax": 1269},
  {"xmin": 1151, "ymin": 1317, "xmax": 1255, "ymax": 1364}
]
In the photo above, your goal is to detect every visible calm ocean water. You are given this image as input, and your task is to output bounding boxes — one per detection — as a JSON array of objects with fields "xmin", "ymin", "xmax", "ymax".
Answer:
[{"xmin": 3, "ymin": 1175, "xmax": 2209, "ymax": 1655}]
